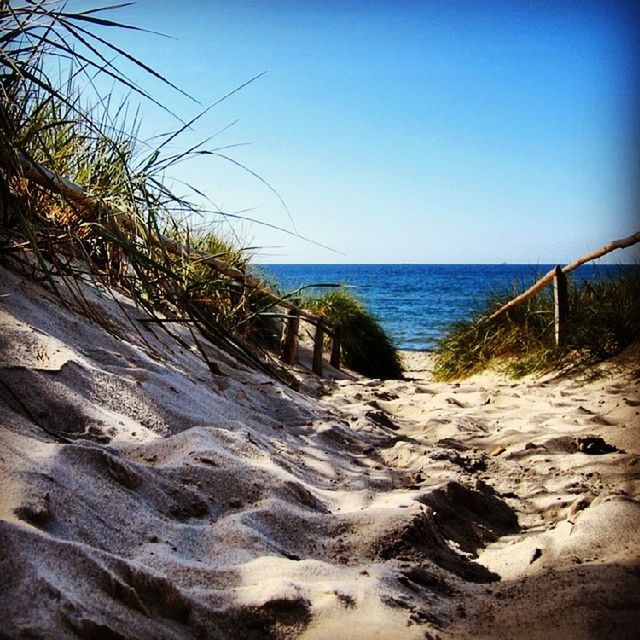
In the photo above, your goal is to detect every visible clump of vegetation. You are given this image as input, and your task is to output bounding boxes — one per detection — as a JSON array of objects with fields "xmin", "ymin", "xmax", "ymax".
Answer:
[
  {"xmin": 0, "ymin": 1, "xmax": 287, "ymax": 378},
  {"xmin": 306, "ymin": 288, "xmax": 404, "ymax": 379},
  {"xmin": 433, "ymin": 267, "xmax": 640, "ymax": 381}
]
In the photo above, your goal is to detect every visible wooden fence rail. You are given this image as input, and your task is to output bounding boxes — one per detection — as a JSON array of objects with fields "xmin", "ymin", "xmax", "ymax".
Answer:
[
  {"xmin": 2, "ymin": 149, "xmax": 342, "ymax": 374},
  {"xmin": 486, "ymin": 231, "xmax": 640, "ymax": 345},
  {"xmin": 488, "ymin": 231, "xmax": 640, "ymax": 322}
]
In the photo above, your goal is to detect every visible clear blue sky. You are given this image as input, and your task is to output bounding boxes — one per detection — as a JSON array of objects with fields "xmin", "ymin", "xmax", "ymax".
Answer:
[{"xmin": 74, "ymin": 0, "xmax": 639, "ymax": 263}]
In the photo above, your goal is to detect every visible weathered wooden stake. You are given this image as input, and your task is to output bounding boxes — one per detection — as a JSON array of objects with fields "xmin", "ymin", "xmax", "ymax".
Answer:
[
  {"xmin": 312, "ymin": 322, "xmax": 324, "ymax": 376},
  {"xmin": 553, "ymin": 265, "xmax": 569, "ymax": 346},
  {"xmin": 330, "ymin": 325, "xmax": 342, "ymax": 370},
  {"xmin": 281, "ymin": 307, "xmax": 300, "ymax": 365}
]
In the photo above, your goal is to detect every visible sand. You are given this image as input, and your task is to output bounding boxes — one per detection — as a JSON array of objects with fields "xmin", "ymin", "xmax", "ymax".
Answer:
[{"xmin": 1, "ymin": 264, "xmax": 639, "ymax": 639}]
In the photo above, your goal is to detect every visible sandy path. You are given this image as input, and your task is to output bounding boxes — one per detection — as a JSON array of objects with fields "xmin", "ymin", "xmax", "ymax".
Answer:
[
  {"xmin": 324, "ymin": 350, "xmax": 640, "ymax": 638},
  {"xmin": 1, "ymin": 265, "xmax": 639, "ymax": 639}
]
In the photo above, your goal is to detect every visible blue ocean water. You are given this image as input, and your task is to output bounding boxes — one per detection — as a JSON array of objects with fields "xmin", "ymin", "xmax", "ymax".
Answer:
[{"xmin": 258, "ymin": 263, "xmax": 636, "ymax": 351}]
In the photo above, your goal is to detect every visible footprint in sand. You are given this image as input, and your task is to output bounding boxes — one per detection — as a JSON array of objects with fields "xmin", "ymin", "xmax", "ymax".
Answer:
[
  {"xmin": 588, "ymin": 415, "xmax": 615, "ymax": 426},
  {"xmin": 530, "ymin": 413, "xmax": 559, "ymax": 424},
  {"xmin": 414, "ymin": 385, "xmax": 437, "ymax": 395}
]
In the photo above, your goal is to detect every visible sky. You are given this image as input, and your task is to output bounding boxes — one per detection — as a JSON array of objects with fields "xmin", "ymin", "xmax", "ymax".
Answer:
[{"xmin": 72, "ymin": 0, "xmax": 639, "ymax": 263}]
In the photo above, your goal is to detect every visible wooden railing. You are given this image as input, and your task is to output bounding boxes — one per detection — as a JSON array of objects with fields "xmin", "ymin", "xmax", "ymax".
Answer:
[
  {"xmin": 2, "ymin": 149, "xmax": 342, "ymax": 376},
  {"xmin": 486, "ymin": 231, "xmax": 640, "ymax": 344},
  {"xmin": 6, "ymin": 148, "xmax": 638, "ymax": 365}
]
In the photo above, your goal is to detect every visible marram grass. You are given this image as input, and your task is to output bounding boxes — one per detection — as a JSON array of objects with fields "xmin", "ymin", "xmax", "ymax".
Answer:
[
  {"xmin": 305, "ymin": 288, "xmax": 404, "ymax": 380},
  {"xmin": 433, "ymin": 267, "xmax": 640, "ymax": 381},
  {"xmin": 0, "ymin": 1, "xmax": 291, "ymax": 380},
  {"xmin": 1, "ymin": 1, "xmax": 398, "ymax": 383}
]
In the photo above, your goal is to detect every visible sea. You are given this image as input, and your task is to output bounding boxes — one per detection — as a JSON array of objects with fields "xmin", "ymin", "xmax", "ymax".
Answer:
[{"xmin": 257, "ymin": 263, "xmax": 636, "ymax": 351}]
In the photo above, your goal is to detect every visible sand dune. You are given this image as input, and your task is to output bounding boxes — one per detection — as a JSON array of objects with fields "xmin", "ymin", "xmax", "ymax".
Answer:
[{"xmin": 1, "ymin": 266, "xmax": 639, "ymax": 639}]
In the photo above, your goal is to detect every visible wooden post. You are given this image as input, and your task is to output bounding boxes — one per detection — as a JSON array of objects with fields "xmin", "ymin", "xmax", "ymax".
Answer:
[
  {"xmin": 553, "ymin": 265, "xmax": 569, "ymax": 346},
  {"xmin": 281, "ymin": 306, "xmax": 300, "ymax": 365},
  {"xmin": 330, "ymin": 325, "xmax": 342, "ymax": 370},
  {"xmin": 312, "ymin": 322, "xmax": 325, "ymax": 376}
]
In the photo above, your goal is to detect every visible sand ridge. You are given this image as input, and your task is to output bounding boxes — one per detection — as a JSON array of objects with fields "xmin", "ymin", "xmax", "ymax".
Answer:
[{"xmin": 1, "ymin": 265, "xmax": 639, "ymax": 639}]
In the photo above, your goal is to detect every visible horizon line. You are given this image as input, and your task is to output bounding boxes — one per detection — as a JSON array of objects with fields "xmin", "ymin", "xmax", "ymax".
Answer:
[{"xmin": 254, "ymin": 261, "xmax": 639, "ymax": 266}]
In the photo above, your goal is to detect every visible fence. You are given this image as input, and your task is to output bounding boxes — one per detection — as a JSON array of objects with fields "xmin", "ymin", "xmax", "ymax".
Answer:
[
  {"xmin": 9, "ymin": 148, "xmax": 635, "ymax": 369},
  {"xmin": 2, "ymin": 150, "xmax": 342, "ymax": 377},
  {"xmin": 486, "ymin": 231, "xmax": 640, "ymax": 345}
]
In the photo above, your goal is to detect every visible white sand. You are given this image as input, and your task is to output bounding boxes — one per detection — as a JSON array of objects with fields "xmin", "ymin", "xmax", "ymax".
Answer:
[{"xmin": 1, "ymin": 265, "xmax": 638, "ymax": 639}]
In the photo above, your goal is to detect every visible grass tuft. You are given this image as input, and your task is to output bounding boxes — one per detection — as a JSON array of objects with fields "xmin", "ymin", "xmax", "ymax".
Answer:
[
  {"xmin": 433, "ymin": 267, "xmax": 640, "ymax": 381},
  {"xmin": 0, "ymin": 1, "xmax": 298, "ymax": 383},
  {"xmin": 305, "ymin": 288, "xmax": 404, "ymax": 379}
]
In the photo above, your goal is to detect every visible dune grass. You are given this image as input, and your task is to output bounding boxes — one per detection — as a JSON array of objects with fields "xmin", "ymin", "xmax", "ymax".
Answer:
[
  {"xmin": 432, "ymin": 267, "xmax": 640, "ymax": 381},
  {"xmin": 305, "ymin": 288, "xmax": 404, "ymax": 379},
  {"xmin": 0, "ymin": 1, "xmax": 299, "ymax": 379}
]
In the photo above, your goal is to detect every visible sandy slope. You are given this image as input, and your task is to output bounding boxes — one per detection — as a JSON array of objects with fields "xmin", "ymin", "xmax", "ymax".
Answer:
[{"xmin": 1, "ymin": 265, "xmax": 639, "ymax": 639}]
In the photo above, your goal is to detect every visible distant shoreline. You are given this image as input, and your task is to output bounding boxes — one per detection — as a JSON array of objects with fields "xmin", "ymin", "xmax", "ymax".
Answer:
[{"xmin": 398, "ymin": 348, "xmax": 433, "ymax": 354}]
